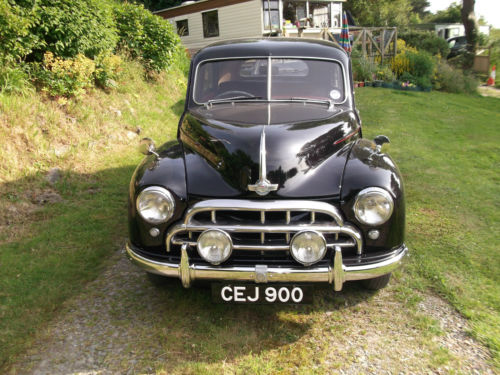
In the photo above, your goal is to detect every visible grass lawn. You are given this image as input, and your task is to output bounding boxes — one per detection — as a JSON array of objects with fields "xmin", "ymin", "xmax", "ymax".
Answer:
[
  {"xmin": 0, "ymin": 75, "xmax": 499, "ymax": 371},
  {"xmin": 0, "ymin": 61, "xmax": 185, "ymax": 366},
  {"xmin": 356, "ymin": 88, "xmax": 500, "ymax": 365}
]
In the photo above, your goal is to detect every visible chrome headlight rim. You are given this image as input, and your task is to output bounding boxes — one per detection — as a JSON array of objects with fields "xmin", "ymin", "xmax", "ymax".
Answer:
[
  {"xmin": 197, "ymin": 229, "xmax": 233, "ymax": 265},
  {"xmin": 290, "ymin": 230, "xmax": 327, "ymax": 266},
  {"xmin": 354, "ymin": 187, "xmax": 394, "ymax": 226},
  {"xmin": 136, "ymin": 186, "xmax": 176, "ymax": 224}
]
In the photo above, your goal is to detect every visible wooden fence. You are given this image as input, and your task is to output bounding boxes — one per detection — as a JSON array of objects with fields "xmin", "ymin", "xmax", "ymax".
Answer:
[
  {"xmin": 473, "ymin": 46, "xmax": 492, "ymax": 74},
  {"xmin": 317, "ymin": 27, "xmax": 398, "ymax": 63},
  {"xmin": 351, "ymin": 27, "xmax": 398, "ymax": 63}
]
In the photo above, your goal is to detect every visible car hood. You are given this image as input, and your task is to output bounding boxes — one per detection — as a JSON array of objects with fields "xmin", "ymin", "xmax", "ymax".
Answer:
[{"xmin": 180, "ymin": 102, "xmax": 360, "ymax": 198}]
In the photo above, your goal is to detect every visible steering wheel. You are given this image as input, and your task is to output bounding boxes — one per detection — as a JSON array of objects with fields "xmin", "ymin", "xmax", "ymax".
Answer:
[{"xmin": 214, "ymin": 90, "xmax": 255, "ymax": 99}]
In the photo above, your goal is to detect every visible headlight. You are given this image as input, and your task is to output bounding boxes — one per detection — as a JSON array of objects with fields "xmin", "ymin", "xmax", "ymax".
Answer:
[
  {"xmin": 197, "ymin": 229, "xmax": 233, "ymax": 265},
  {"xmin": 136, "ymin": 186, "xmax": 175, "ymax": 224},
  {"xmin": 354, "ymin": 187, "xmax": 394, "ymax": 226},
  {"xmin": 290, "ymin": 231, "xmax": 327, "ymax": 266}
]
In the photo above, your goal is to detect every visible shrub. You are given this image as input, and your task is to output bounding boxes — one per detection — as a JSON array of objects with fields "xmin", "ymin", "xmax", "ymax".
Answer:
[
  {"xmin": 352, "ymin": 55, "xmax": 376, "ymax": 81},
  {"xmin": 94, "ymin": 53, "xmax": 123, "ymax": 89},
  {"xmin": 28, "ymin": 0, "xmax": 118, "ymax": 61},
  {"xmin": 375, "ymin": 65, "xmax": 395, "ymax": 82},
  {"xmin": 433, "ymin": 60, "xmax": 478, "ymax": 94},
  {"xmin": 390, "ymin": 40, "xmax": 417, "ymax": 77},
  {"xmin": 406, "ymin": 50, "xmax": 435, "ymax": 82},
  {"xmin": 390, "ymin": 40, "xmax": 435, "ymax": 88},
  {"xmin": 478, "ymin": 33, "xmax": 489, "ymax": 47},
  {"xmin": 1, "ymin": 0, "xmax": 186, "ymax": 98},
  {"xmin": 398, "ymin": 71, "xmax": 415, "ymax": 84},
  {"xmin": 462, "ymin": 73, "xmax": 478, "ymax": 94},
  {"xmin": 0, "ymin": 64, "xmax": 31, "ymax": 95},
  {"xmin": 399, "ymin": 30, "xmax": 450, "ymax": 57},
  {"xmin": 0, "ymin": 0, "xmax": 38, "ymax": 63},
  {"xmin": 174, "ymin": 47, "xmax": 191, "ymax": 77},
  {"xmin": 114, "ymin": 3, "xmax": 180, "ymax": 73},
  {"xmin": 32, "ymin": 52, "xmax": 96, "ymax": 97}
]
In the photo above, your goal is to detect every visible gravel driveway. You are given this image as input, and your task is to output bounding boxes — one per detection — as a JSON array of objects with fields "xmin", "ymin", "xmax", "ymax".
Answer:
[{"xmin": 8, "ymin": 248, "xmax": 495, "ymax": 375}]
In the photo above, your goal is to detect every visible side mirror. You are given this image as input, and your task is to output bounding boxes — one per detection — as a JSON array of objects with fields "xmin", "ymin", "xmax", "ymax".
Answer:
[
  {"xmin": 139, "ymin": 138, "xmax": 159, "ymax": 157},
  {"xmin": 374, "ymin": 135, "xmax": 390, "ymax": 153}
]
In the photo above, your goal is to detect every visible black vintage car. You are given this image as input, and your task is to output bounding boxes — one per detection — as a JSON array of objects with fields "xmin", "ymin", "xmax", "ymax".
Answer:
[
  {"xmin": 447, "ymin": 36, "xmax": 467, "ymax": 59},
  {"xmin": 126, "ymin": 39, "xmax": 407, "ymax": 303}
]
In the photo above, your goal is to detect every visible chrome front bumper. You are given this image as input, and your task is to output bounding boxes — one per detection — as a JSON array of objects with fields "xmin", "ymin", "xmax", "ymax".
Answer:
[{"xmin": 126, "ymin": 242, "xmax": 408, "ymax": 291}]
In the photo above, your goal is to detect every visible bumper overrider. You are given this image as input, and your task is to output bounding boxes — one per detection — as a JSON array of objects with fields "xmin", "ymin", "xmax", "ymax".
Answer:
[{"xmin": 126, "ymin": 242, "xmax": 408, "ymax": 291}]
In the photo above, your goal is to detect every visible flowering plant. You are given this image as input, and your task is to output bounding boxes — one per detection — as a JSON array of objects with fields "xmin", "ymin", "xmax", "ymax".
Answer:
[{"xmin": 33, "ymin": 52, "xmax": 95, "ymax": 98}]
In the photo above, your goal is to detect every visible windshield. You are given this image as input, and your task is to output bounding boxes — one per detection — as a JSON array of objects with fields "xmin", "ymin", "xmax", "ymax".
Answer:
[{"xmin": 193, "ymin": 58, "xmax": 345, "ymax": 104}]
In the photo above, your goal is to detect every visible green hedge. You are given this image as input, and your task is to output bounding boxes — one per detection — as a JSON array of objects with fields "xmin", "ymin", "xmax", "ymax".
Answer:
[
  {"xmin": 0, "ymin": 0, "xmax": 38, "ymax": 63},
  {"xmin": 114, "ymin": 3, "xmax": 181, "ymax": 73},
  {"xmin": 0, "ymin": 0, "xmax": 186, "ymax": 96},
  {"xmin": 29, "ymin": 0, "xmax": 118, "ymax": 61},
  {"xmin": 1, "ymin": 0, "xmax": 118, "ymax": 62},
  {"xmin": 399, "ymin": 30, "xmax": 450, "ymax": 57},
  {"xmin": 0, "ymin": 0, "xmax": 182, "ymax": 71}
]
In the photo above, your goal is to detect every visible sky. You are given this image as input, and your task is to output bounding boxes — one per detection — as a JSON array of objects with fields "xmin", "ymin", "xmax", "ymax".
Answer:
[{"xmin": 428, "ymin": 0, "xmax": 500, "ymax": 28}]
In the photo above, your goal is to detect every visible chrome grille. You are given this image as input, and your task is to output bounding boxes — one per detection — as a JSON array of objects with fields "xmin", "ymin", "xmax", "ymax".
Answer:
[{"xmin": 166, "ymin": 199, "xmax": 362, "ymax": 256}]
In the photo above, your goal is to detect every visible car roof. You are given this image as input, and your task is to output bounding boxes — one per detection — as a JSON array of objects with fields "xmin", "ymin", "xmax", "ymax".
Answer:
[
  {"xmin": 192, "ymin": 38, "xmax": 350, "ymax": 65},
  {"xmin": 447, "ymin": 36, "xmax": 466, "ymax": 42}
]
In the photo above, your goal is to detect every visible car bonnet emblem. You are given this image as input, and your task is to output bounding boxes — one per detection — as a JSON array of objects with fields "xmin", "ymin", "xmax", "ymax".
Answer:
[{"xmin": 248, "ymin": 130, "xmax": 278, "ymax": 196}]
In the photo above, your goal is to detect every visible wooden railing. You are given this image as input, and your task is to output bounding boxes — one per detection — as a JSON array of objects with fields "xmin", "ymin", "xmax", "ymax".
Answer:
[
  {"xmin": 350, "ymin": 27, "xmax": 398, "ymax": 63},
  {"xmin": 282, "ymin": 26, "xmax": 398, "ymax": 62}
]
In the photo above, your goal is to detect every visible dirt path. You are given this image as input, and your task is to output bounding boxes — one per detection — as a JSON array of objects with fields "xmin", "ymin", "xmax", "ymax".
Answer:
[
  {"xmin": 8, "ymin": 248, "xmax": 495, "ymax": 375},
  {"xmin": 478, "ymin": 85, "xmax": 500, "ymax": 98}
]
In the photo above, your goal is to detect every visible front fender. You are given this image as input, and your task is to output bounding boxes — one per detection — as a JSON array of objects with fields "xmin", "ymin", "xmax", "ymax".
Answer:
[
  {"xmin": 340, "ymin": 139, "xmax": 405, "ymax": 252},
  {"xmin": 128, "ymin": 140, "xmax": 187, "ymax": 249}
]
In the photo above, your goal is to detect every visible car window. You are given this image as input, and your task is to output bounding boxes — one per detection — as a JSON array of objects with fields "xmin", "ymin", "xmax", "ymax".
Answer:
[
  {"xmin": 271, "ymin": 59, "xmax": 344, "ymax": 101},
  {"xmin": 270, "ymin": 59, "xmax": 309, "ymax": 77},
  {"xmin": 194, "ymin": 58, "xmax": 344, "ymax": 103},
  {"xmin": 194, "ymin": 59, "xmax": 268, "ymax": 103},
  {"xmin": 239, "ymin": 59, "xmax": 268, "ymax": 77},
  {"xmin": 456, "ymin": 37, "xmax": 467, "ymax": 47}
]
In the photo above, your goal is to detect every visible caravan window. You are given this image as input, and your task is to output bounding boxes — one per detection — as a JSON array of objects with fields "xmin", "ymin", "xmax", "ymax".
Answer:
[
  {"xmin": 281, "ymin": 1, "xmax": 342, "ymax": 28},
  {"xmin": 283, "ymin": 1, "xmax": 306, "ymax": 24},
  {"xmin": 176, "ymin": 19, "xmax": 189, "ymax": 36},
  {"xmin": 263, "ymin": 1, "xmax": 280, "ymax": 30},
  {"xmin": 309, "ymin": 2, "xmax": 331, "ymax": 28},
  {"xmin": 202, "ymin": 10, "xmax": 219, "ymax": 38}
]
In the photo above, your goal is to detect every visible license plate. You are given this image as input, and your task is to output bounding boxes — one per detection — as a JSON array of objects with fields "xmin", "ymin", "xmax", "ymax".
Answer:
[{"xmin": 212, "ymin": 284, "xmax": 312, "ymax": 304}]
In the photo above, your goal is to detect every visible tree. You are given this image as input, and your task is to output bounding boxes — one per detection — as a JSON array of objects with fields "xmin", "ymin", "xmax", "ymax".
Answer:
[
  {"xmin": 429, "ymin": 2, "xmax": 461, "ymax": 23},
  {"xmin": 344, "ymin": 0, "xmax": 413, "ymax": 27},
  {"xmin": 461, "ymin": 0, "xmax": 478, "ymax": 69},
  {"xmin": 131, "ymin": 0, "xmax": 182, "ymax": 12},
  {"xmin": 410, "ymin": 0, "xmax": 430, "ymax": 18}
]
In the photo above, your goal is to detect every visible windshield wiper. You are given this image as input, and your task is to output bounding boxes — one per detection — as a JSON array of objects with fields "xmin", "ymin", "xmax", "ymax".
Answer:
[
  {"xmin": 204, "ymin": 96, "xmax": 263, "ymax": 108},
  {"xmin": 286, "ymin": 97, "xmax": 335, "ymax": 110}
]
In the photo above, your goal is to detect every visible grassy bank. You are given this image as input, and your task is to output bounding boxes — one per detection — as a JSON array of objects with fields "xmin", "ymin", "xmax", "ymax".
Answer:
[
  {"xmin": 0, "ymin": 60, "xmax": 185, "ymax": 365},
  {"xmin": 1, "ymin": 77, "xmax": 499, "ymax": 371},
  {"xmin": 356, "ymin": 88, "xmax": 500, "ymax": 365}
]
